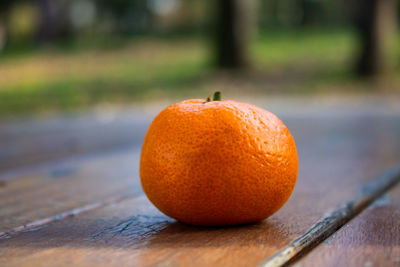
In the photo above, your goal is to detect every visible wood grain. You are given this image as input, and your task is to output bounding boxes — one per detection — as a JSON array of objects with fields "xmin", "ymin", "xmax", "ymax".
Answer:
[
  {"xmin": 0, "ymin": 113, "xmax": 400, "ymax": 266},
  {"xmin": 0, "ymin": 148, "xmax": 142, "ymax": 234},
  {"xmin": 0, "ymin": 195, "xmax": 297, "ymax": 267},
  {"xmin": 294, "ymin": 183, "xmax": 400, "ymax": 267},
  {"xmin": 0, "ymin": 111, "xmax": 151, "ymax": 173},
  {"xmin": 261, "ymin": 167, "xmax": 400, "ymax": 267}
]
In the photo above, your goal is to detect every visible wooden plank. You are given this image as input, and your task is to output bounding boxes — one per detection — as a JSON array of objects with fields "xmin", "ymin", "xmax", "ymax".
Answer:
[
  {"xmin": 0, "ymin": 194, "xmax": 301, "ymax": 267},
  {"xmin": 0, "ymin": 172, "xmax": 398, "ymax": 267},
  {"xmin": 0, "ymin": 111, "xmax": 151, "ymax": 172},
  {"xmin": 293, "ymin": 183, "xmax": 400, "ymax": 267},
  {"xmin": 261, "ymin": 167, "xmax": 400, "ymax": 267},
  {"xmin": 0, "ymin": 148, "xmax": 142, "ymax": 234},
  {"xmin": 0, "ymin": 114, "xmax": 400, "ymax": 266}
]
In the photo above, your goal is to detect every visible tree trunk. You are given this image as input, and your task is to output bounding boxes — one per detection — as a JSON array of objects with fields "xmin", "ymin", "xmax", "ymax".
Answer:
[
  {"xmin": 215, "ymin": 0, "xmax": 255, "ymax": 69},
  {"xmin": 37, "ymin": 0, "xmax": 71, "ymax": 44},
  {"xmin": 0, "ymin": 0, "xmax": 13, "ymax": 49},
  {"xmin": 354, "ymin": 0, "xmax": 398, "ymax": 77}
]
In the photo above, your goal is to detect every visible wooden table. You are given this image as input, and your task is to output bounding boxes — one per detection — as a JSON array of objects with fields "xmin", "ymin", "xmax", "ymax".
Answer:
[{"xmin": 1, "ymin": 104, "xmax": 400, "ymax": 267}]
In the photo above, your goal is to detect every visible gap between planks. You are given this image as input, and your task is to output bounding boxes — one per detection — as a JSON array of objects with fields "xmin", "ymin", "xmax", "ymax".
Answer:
[
  {"xmin": 0, "ymin": 194, "xmax": 133, "ymax": 239},
  {"xmin": 260, "ymin": 166, "xmax": 400, "ymax": 267}
]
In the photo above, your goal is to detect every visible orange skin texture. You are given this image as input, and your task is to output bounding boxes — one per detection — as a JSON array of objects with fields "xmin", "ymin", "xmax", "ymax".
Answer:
[{"xmin": 140, "ymin": 99, "xmax": 298, "ymax": 226}]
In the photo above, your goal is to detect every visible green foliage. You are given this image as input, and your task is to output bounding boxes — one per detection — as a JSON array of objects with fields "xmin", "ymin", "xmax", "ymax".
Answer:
[
  {"xmin": 0, "ymin": 30, "xmax": 397, "ymax": 116},
  {"xmin": 0, "ymin": 38, "xmax": 210, "ymax": 115}
]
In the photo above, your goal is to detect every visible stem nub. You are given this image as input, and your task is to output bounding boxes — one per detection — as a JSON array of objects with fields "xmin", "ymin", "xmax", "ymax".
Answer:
[
  {"xmin": 213, "ymin": 91, "xmax": 221, "ymax": 101},
  {"xmin": 204, "ymin": 92, "xmax": 222, "ymax": 103}
]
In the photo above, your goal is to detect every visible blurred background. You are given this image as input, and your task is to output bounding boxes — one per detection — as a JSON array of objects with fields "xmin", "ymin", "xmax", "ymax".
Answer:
[
  {"xmin": 1, "ymin": 1, "xmax": 400, "ymax": 256},
  {"xmin": 1, "ymin": 2, "xmax": 400, "ymax": 246},
  {"xmin": 0, "ymin": 0, "xmax": 399, "ymax": 117}
]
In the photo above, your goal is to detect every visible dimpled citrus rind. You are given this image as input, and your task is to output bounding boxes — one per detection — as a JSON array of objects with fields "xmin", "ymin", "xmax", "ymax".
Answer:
[{"xmin": 140, "ymin": 99, "xmax": 298, "ymax": 226}]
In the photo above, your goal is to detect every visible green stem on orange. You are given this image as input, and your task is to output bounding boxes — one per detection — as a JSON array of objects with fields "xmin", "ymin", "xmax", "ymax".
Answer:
[{"xmin": 213, "ymin": 91, "xmax": 221, "ymax": 101}]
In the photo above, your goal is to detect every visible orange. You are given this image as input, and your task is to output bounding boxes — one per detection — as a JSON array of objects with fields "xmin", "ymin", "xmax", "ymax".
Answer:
[{"xmin": 140, "ymin": 93, "xmax": 298, "ymax": 226}]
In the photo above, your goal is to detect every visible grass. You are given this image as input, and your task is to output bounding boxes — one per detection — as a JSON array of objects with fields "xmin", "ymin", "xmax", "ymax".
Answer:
[
  {"xmin": 254, "ymin": 30, "xmax": 356, "ymax": 67},
  {"xmin": 0, "ymin": 29, "xmax": 398, "ymax": 116},
  {"xmin": 0, "ymin": 39, "xmax": 210, "ymax": 115}
]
